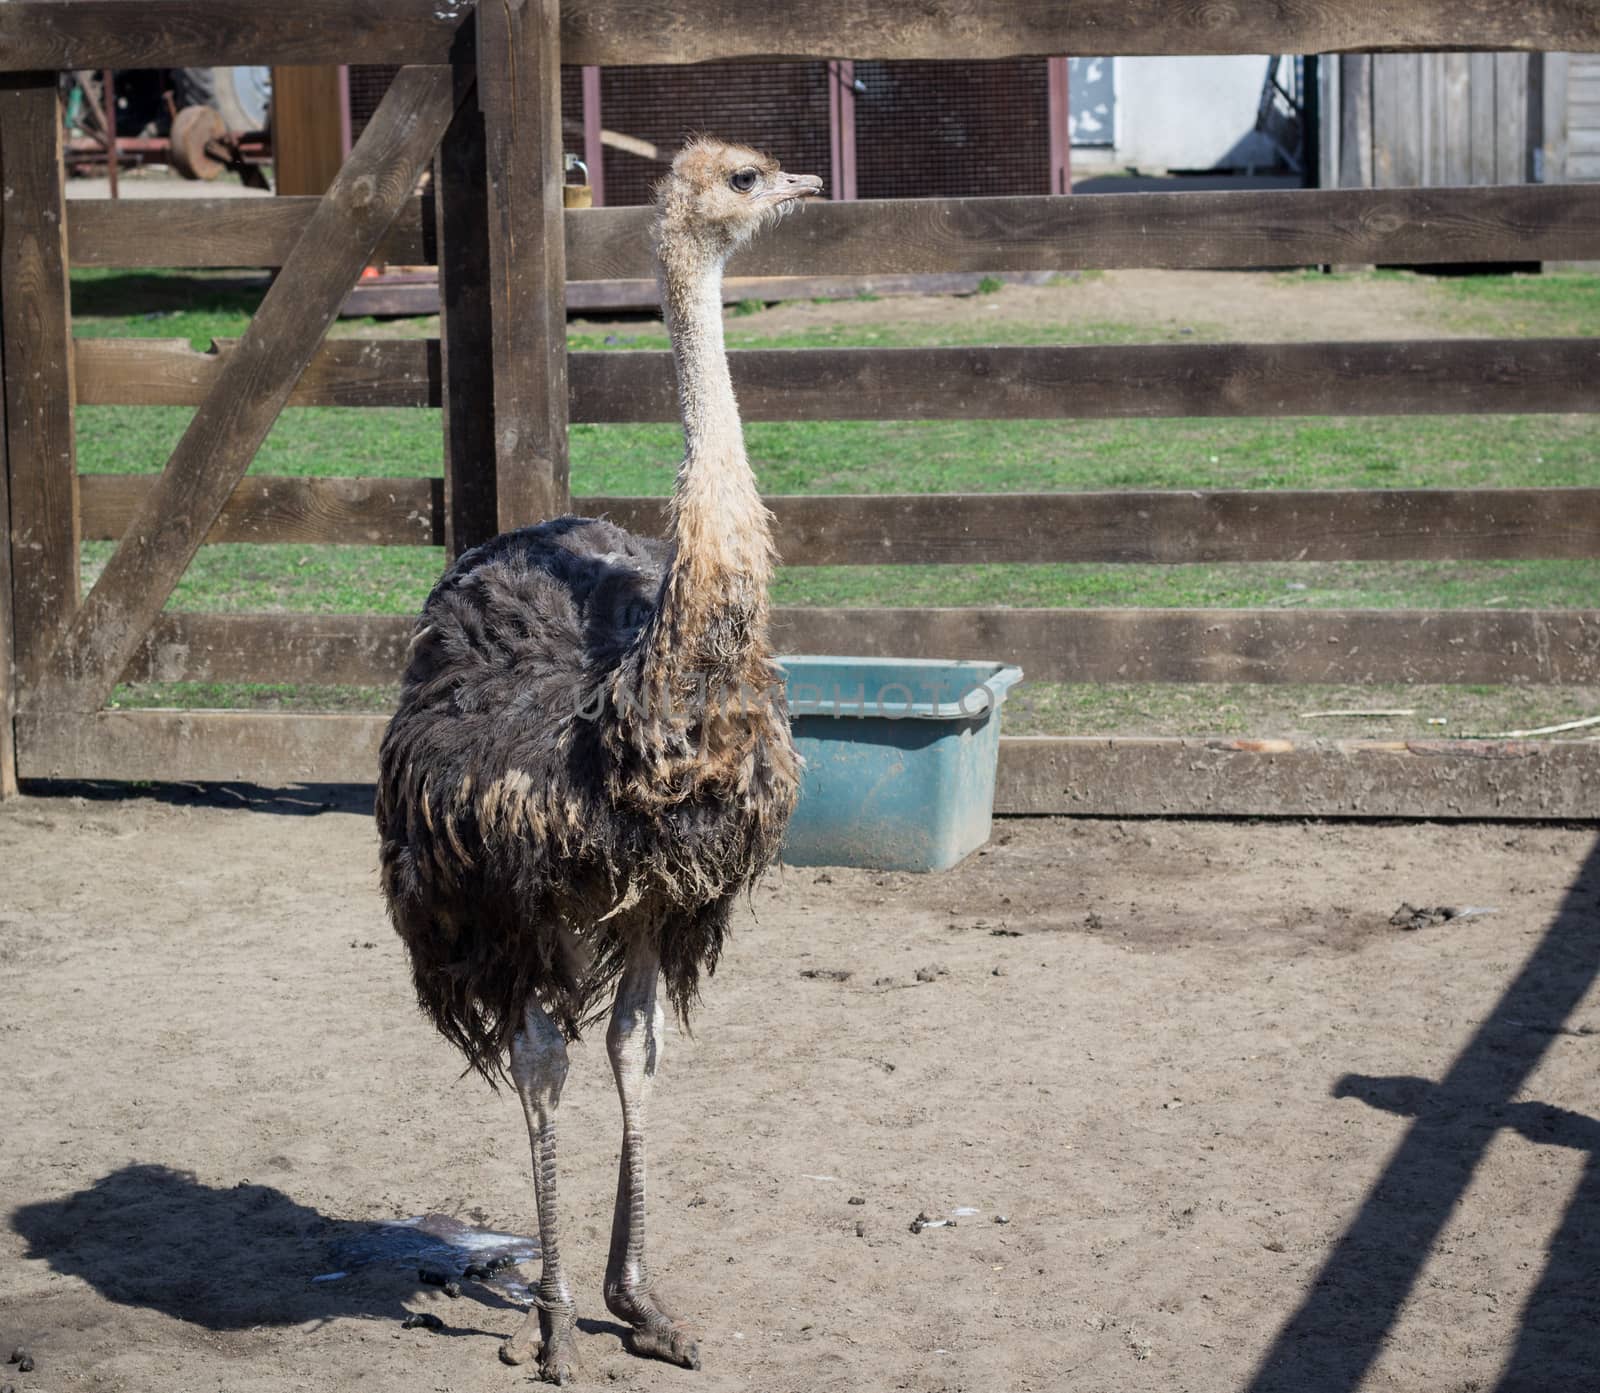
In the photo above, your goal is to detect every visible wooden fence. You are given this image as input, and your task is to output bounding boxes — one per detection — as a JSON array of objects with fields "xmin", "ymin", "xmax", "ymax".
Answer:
[{"xmin": 3, "ymin": 0, "xmax": 1599, "ymax": 818}]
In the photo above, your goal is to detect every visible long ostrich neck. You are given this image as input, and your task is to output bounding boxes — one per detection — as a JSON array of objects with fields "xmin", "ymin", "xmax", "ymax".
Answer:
[{"xmin": 647, "ymin": 239, "xmax": 775, "ymax": 688}]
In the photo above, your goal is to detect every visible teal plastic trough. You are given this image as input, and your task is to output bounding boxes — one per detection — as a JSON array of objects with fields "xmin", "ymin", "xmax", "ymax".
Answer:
[{"xmin": 779, "ymin": 656, "xmax": 1024, "ymax": 872}]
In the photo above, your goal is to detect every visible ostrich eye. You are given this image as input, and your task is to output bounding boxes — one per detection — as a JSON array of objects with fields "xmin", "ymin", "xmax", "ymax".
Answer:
[{"xmin": 728, "ymin": 168, "xmax": 759, "ymax": 193}]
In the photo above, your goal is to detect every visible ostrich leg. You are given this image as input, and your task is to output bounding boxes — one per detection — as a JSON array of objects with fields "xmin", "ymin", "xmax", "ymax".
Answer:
[
  {"xmin": 501, "ymin": 998, "xmax": 579, "ymax": 1385},
  {"xmin": 604, "ymin": 950, "xmax": 702, "ymax": 1369}
]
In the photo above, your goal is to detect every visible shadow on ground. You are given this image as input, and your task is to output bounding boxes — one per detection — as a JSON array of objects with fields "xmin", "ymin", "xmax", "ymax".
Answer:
[
  {"xmin": 10, "ymin": 1164, "xmax": 547, "ymax": 1337},
  {"xmin": 20, "ymin": 780, "xmax": 376, "ymax": 817},
  {"xmin": 1247, "ymin": 835, "xmax": 1600, "ymax": 1393}
]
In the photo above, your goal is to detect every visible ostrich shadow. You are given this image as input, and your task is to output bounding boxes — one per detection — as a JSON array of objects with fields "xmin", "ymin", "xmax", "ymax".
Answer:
[
  {"xmin": 1245, "ymin": 834, "xmax": 1600, "ymax": 1393},
  {"xmin": 6, "ymin": 1164, "xmax": 620, "ymax": 1339}
]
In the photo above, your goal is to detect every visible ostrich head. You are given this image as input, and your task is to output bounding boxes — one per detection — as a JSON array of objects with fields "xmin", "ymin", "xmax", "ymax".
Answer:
[{"xmin": 654, "ymin": 138, "xmax": 823, "ymax": 268}]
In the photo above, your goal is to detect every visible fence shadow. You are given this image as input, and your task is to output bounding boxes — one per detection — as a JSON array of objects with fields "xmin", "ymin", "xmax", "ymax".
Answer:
[
  {"xmin": 1246, "ymin": 835, "xmax": 1600, "ymax": 1393},
  {"xmin": 10, "ymin": 1163, "xmax": 537, "ymax": 1335},
  {"xmin": 21, "ymin": 779, "xmax": 376, "ymax": 817}
]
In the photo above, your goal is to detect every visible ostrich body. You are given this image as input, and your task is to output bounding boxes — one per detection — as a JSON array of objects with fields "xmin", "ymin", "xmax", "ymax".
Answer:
[{"xmin": 375, "ymin": 141, "xmax": 819, "ymax": 1383}]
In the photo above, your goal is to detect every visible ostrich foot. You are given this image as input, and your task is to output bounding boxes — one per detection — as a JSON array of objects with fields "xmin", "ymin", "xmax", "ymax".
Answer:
[
  {"xmin": 606, "ymin": 1285, "xmax": 702, "ymax": 1370},
  {"xmin": 499, "ymin": 1303, "xmax": 579, "ymax": 1386}
]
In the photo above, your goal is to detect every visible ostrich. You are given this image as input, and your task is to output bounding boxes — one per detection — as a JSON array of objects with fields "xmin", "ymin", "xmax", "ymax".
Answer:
[{"xmin": 375, "ymin": 140, "xmax": 821, "ymax": 1384}]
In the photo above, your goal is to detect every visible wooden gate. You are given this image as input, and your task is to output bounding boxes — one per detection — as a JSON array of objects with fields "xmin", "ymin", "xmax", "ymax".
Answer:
[{"xmin": 3, "ymin": 0, "xmax": 1599, "ymax": 818}]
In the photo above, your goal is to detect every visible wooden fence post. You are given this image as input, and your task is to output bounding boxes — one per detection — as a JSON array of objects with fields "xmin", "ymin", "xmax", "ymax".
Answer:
[
  {"xmin": 0, "ymin": 302, "xmax": 15, "ymax": 799},
  {"xmin": 0, "ymin": 74, "xmax": 80, "ymax": 707},
  {"xmin": 477, "ymin": 0, "xmax": 570, "ymax": 532},
  {"xmin": 433, "ymin": 50, "xmax": 500, "ymax": 557}
]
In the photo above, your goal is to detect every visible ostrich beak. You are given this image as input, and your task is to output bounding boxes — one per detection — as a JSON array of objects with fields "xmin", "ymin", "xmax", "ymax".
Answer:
[{"xmin": 769, "ymin": 171, "xmax": 824, "ymax": 204}]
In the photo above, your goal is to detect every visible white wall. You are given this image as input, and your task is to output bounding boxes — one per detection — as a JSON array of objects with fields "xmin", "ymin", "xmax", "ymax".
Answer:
[{"xmin": 1107, "ymin": 56, "xmax": 1282, "ymax": 172}]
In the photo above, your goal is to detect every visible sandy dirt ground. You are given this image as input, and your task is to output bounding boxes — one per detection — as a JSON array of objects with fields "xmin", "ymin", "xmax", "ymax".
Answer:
[
  {"xmin": 348, "ymin": 268, "xmax": 1471, "ymax": 347},
  {"xmin": 2, "ymin": 792, "xmax": 1598, "ymax": 1393},
  {"xmin": 726, "ymin": 269, "xmax": 1462, "ymax": 345}
]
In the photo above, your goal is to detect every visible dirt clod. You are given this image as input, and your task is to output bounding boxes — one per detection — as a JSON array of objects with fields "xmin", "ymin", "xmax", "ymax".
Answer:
[
  {"xmin": 401, "ymin": 1311, "xmax": 444, "ymax": 1331},
  {"xmin": 1389, "ymin": 903, "xmax": 1459, "ymax": 931},
  {"xmin": 848, "ymin": 1195, "xmax": 865, "ymax": 1205},
  {"xmin": 855, "ymin": 1221, "xmax": 867, "ymax": 1238},
  {"xmin": 800, "ymin": 968, "xmax": 852, "ymax": 982},
  {"xmin": 914, "ymin": 964, "xmax": 948, "ymax": 983}
]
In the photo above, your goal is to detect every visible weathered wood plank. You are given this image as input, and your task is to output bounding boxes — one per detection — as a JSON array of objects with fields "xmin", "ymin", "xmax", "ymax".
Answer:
[
  {"xmin": 77, "ymin": 478, "xmax": 1600, "ymax": 564},
  {"xmin": 770, "ymin": 608, "xmax": 1600, "ymax": 686},
  {"xmin": 113, "ymin": 607, "xmax": 1600, "ymax": 688},
  {"xmin": 570, "ymin": 184, "xmax": 1600, "ymax": 279},
  {"xmin": 478, "ymin": 0, "xmax": 569, "ymax": 530},
  {"xmin": 78, "ymin": 479, "xmax": 1600, "ymax": 565},
  {"xmin": 68, "ymin": 196, "xmax": 431, "ymax": 268},
  {"xmin": 431, "ymin": 66, "xmax": 499, "ymax": 556},
  {"xmin": 1544, "ymin": 54, "xmax": 1570, "ymax": 183},
  {"xmin": 17, "ymin": 708, "xmax": 392, "ymax": 784},
  {"xmin": 570, "ymin": 340, "xmax": 1600, "ymax": 423},
  {"xmin": 0, "ymin": 76, "xmax": 81, "ymax": 693},
  {"xmin": 1496, "ymin": 52, "xmax": 1530, "ymax": 183},
  {"xmin": 76, "ymin": 336, "xmax": 1600, "ymax": 420},
  {"xmin": 748, "ymin": 488, "xmax": 1600, "ymax": 566},
  {"xmin": 67, "ymin": 184, "xmax": 1600, "ymax": 274},
  {"xmin": 74, "ymin": 337, "xmax": 439, "ymax": 408},
  {"xmin": 7, "ymin": 0, "xmax": 1600, "ymax": 71},
  {"xmin": 1469, "ymin": 52, "xmax": 1499, "ymax": 183},
  {"xmin": 993, "ymin": 736, "xmax": 1600, "ymax": 819},
  {"xmin": 1337, "ymin": 54, "xmax": 1373, "ymax": 188},
  {"xmin": 16, "ymin": 709, "xmax": 1600, "ymax": 820},
  {"xmin": 38, "ymin": 65, "xmax": 463, "ymax": 715},
  {"xmin": 0, "ymin": 0, "xmax": 468, "ymax": 71},
  {"xmin": 128, "ymin": 613, "xmax": 414, "ymax": 686},
  {"xmin": 79, "ymin": 473, "xmax": 442, "ymax": 546},
  {"xmin": 1441, "ymin": 53, "xmax": 1472, "ymax": 184},
  {"xmin": 1373, "ymin": 54, "xmax": 1424, "ymax": 188},
  {"xmin": 0, "ymin": 293, "xmax": 14, "ymax": 797}
]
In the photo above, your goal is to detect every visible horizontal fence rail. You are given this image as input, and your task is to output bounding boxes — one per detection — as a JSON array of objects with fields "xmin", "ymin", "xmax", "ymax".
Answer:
[
  {"xmin": 7, "ymin": 0, "xmax": 1600, "ymax": 71},
  {"xmin": 992, "ymin": 736, "xmax": 1600, "ymax": 819},
  {"xmin": 15, "ymin": 710, "xmax": 1598, "ymax": 819},
  {"xmin": 114, "ymin": 609, "xmax": 1600, "ymax": 688},
  {"xmin": 74, "ymin": 336, "xmax": 1600, "ymax": 420},
  {"xmin": 66, "ymin": 185, "xmax": 1600, "ymax": 273},
  {"xmin": 78, "ymin": 476, "xmax": 1600, "ymax": 563}
]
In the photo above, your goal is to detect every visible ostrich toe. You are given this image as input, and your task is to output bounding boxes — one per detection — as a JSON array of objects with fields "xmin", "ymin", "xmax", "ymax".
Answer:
[
  {"xmin": 499, "ymin": 1304, "xmax": 579, "ymax": 1385},
  {"xmin": 607, "ymin": 1285, "xmax": 702, "ymax": 1369}
]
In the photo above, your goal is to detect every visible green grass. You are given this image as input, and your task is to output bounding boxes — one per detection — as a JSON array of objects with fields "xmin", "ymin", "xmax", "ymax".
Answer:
[
  {"xmin": 1000, "ymin": 682, "xmax": 1600, "ymax": 738},
  {"xmin": 79, "ymin": 410, "xmax": 1599, "ymax": 497},
  {"xmin": 70, "ymin": 268, "xmax": 268, "ymax": 349},
  {"xmin": 769, "ymin": 559, "xmax": 1598, "ymax": 612},
  {"xmin": 68, "ymin": 267, "xmax": 1600, "ymax": 733},
  {"xmin": 1435, "ymin": 270, "xmax": 1600, "ymax": 337}
]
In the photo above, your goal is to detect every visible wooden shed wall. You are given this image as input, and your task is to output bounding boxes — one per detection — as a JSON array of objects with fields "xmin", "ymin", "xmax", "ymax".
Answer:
[
  {"xmin": 1331, "ymin": 53, "xmax": 1541, "ymax": 189},
  {"xmin": 1569, "ymin": 53, "xmax": 1600, "ymax": 179}
]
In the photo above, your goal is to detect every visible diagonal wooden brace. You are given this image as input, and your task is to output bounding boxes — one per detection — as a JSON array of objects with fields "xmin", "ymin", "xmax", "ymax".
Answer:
[{"xmin": 33, "ymin": 63, "xmax": 465, "ymax": 714}]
